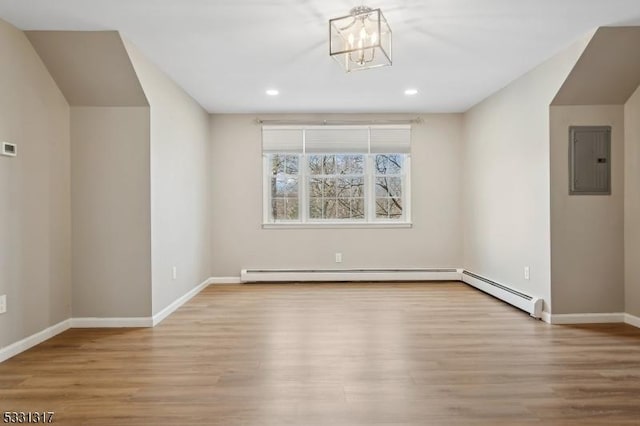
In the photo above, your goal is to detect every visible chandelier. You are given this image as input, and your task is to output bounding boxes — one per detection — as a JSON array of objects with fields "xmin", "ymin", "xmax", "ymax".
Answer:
[{"xmin": 329, "ymin": 6, "xmax": 392, "ymax": 72}]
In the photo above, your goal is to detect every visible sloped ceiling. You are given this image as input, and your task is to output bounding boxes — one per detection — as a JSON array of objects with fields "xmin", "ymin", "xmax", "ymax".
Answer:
[
  {"xmin": 552, "ymin": 27, "xmax": 640, "ymax": 105},
  {"xmin": 26, "ymin": 31, "xmax": 148, "ymax": 107}
]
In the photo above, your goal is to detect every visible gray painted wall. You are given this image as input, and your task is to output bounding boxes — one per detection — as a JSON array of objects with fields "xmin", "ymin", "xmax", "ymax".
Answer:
[
  {"xmin": 625, "ymin": 86, "xmax": 640, "ymax": 317},
  {"xmin": 0, "ymin": 19, "xmax": 71, "ymax": 349},
  {"xmin": 124, "ymin": 40, "xmax": 212, "ymax": 315},
  {"xmin": 70, "ymin": 106, "xmax": 152, "ymax": 318},
  {"xmin": 552, "ymin": 27, "xmax": 640, "ymax": 106},
  {"xmin": 461, "ymin": 35, "xmax": 591, "ymax": 314},
  {"xmin": 550, "ymin": 105, "xmax": 625, "ymax": 314},
  {"xmin": 26, "ymin": 31, "xmax": 148, "ymax": 107},
  {"xmin": 209, "ymin": 113, "xmax": 463, "ymax": 276}
]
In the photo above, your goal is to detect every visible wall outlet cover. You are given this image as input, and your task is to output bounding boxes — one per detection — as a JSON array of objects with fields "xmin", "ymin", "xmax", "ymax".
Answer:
[{"xmin": 1, "ymin": 142, "xmax": 17, "ymax": 157}]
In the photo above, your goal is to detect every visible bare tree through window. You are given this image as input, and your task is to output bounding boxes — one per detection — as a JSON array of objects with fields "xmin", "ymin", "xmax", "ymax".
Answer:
[
  {"xmin": 267, "ymin": 153, "xmax": 406, "ymax": 222},
  {"xmin": 270, "ymin": 154, "xmax": 299, "ymax": 220},
  {"xmin": 375, "ymin": 154, "xmax": 403, "ymax": 218},
  {"xmin": 309, "ymin": 154, "xmax": 365, "ymax": 220}
]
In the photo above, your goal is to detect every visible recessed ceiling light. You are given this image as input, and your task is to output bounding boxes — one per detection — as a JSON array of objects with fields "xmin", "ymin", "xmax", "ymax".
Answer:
[
  {"xmin": 404, "ymin": 89, "xmax": 418, "ymax": 96},
  {"xmin": 266, "ymin": 89, "xmax": 279, "ymax": 96}
]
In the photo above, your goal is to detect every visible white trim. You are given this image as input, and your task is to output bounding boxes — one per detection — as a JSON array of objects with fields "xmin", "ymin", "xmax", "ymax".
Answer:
[
  {"xmin": 461, "ymin": 271, "xmax": 543, "ymax": 318},
  {"xmin": 262, "ymin": 222, "xmax": 412, "ymax": 229},
  {"xmin": 262, "ymin": 155, "xmax": 270, "ymax": 223},
  {"xmin": 624, "ymin": 313, "xmax": 640, "ymax": 328},
  {"xmin": 241, "ymin": 268, "xmax": 461, "ymax": 283},
  {"xmin": 546, "ymin": 313, "xmax": 625, "ymax": 324},
  {"xmin": 366, "ymin": 153, "xmax": 374, "ymax": 222},
  {"xmin": 209, "ymin": 276, "xmax": 243, "ymax": 284},
  {"xmin": 262, "ymin": 124, "xmax": 412, "ymax": 130},
  {"xmin": 71, "ymin": 317, "xmax": 153, "ymax": 328},
  {"xmin": 263, "ymin": 151, "xmax": 412, "ymax": 227},
  {"xmin": 0, "ymin": 319, "xmax": 71, "ymax": 363},
  {"xmin": 3, "ymin": 278, "xmax": 638, "ymax": 365},
  {"xmin": 0, "ymin": 277, "xmax": 215, "ymax": 362},
  {"xmin": 152, "ymin": 277, "xmax": 212, "ymax": 326},
  {"xmin": 541, "ymin": 311, "xmax": 552, "ymax": 324},
  {"xmin": 404, "ymin": 155, "xmax": 412, "ymax": 223}
]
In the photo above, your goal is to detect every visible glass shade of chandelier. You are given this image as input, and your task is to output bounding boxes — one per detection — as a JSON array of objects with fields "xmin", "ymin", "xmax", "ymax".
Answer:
[{"xmin": 329, "ymin": 6, "xmax": 392, "ymax": 72}]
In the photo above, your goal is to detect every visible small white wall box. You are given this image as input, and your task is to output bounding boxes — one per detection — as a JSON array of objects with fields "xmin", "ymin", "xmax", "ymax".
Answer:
[{"xmin": 1, "ymin": 142, "xmax": 17, "ymax": 157}]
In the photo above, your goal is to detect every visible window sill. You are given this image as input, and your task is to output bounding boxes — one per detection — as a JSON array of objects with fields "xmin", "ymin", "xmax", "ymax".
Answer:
[{"xmin": 262, "ymin": 222, "xmax": 413, "ymax": 229}]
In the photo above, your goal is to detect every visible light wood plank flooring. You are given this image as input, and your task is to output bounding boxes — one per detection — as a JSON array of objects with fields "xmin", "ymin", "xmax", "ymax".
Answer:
[{"xmin": 1, "ymin": 282, "xmax": 640, "ymax": 425}]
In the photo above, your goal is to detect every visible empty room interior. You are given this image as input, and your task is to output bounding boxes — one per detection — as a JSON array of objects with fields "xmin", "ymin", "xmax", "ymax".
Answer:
[{"xmin": 2, "ymin": 0, "xmax": 640, "ymax": 424}]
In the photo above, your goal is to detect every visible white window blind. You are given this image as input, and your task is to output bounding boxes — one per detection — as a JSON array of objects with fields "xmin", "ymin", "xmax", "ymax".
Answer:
[
  {"xmin": 305, "ymin": 128, "xmax": 369, "ymax": 153},
  {"xmin": 262, "ymin": 125, "xmax": 411, "ymax": 154},
  {"xmin": 370, "ymin": 128, "xmax": 411, "ymax": 153},
  {"xmin": 262, "ymin": 128, "xmax": 304, "ymax": 153}
]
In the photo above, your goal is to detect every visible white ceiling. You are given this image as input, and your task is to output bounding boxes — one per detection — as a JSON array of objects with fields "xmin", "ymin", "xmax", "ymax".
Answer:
[{"xmin": 1, "ymin": 0, "xmax": 640, "ymax": 113}]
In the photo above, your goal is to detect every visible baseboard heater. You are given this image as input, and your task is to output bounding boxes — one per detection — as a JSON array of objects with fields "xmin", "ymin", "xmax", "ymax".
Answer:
[
  {"xmin": 461, "ymin": 270, "xmax": 543, "ymax": 319},
  {"xmin": 240, "ymin": 268, "xmax": 461, "ymax": 283}
]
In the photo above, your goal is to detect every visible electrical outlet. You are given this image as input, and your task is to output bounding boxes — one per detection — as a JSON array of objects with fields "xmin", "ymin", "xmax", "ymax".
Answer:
[
  {"xmin": 1, "ymin": 142, "xmax": 17, "ymax": 157},
  {"xmin": 335, "ymin": 253, "xmax": 342, "ymax": 263},
  {"xmin": 524, "ymin": 266, "xmax": 530, "ymax": 280},
  {"xmin": 172, "ymin": 266, "xmax": 177, "ymax": 280},
  {"xmin": 0, "ymin": 295, "xmax": 6, "ymax": 314}
]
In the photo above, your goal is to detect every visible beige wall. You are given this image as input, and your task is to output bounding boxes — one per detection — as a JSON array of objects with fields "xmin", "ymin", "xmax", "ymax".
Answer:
[
  {"xmin": 124, "ymin": 40, "xmax": 212, "ymax": 315},
  {"xmin": 0, "ymin": 19, "xmax": 71, "ymax": 348},
  {"xmin": 210, "ymin": 114, "xmax": 463, "ymax": 277},
  {"xmin": 461, "ymin": 36, "xmax": 591, "ymax": 312},
  {"xmin": 625, "ymin": 86, "xmax": 640, "ymax": 317},
  {"xmin": 550, "ymin": 106, "xmax": 625, "ymax": 314},
  {"xmin": 553, "ymin": 27, "xmax": 640, "ymax": 106},
  {"xmin": 26, "ymin": 31, "xmax": 148, "ymax": 107},
  {"xmin": 26, "ymin": 31, "xmax": 154, "ymax": 319},
  {"xmin": 70, "ymin": 107, "xmax": 152, "ymax": 318}
]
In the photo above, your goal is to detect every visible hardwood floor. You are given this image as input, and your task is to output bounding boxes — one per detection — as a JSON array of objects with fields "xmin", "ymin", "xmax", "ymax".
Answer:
[{"xmin": 1, "ymin": 282, "xmax": 640, "ymax": 425}]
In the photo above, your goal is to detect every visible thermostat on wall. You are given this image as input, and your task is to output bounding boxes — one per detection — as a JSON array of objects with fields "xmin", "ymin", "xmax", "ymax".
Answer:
[{"xmin": 1, "ymin": 142, "xmax": 17, "ymax": 157}]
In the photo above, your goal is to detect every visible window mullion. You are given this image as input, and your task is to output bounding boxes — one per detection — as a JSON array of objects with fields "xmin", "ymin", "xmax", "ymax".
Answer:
[
  {"xmin": 404, "ymin": 155, "xmax": 411, "ymax": 223},
  {"xmin": 263, "ymin": 155, "xmax": 270, "ymax": 223},
  {"xmin": 366, "ymin": 154, "xmax": 374, "ymax": 222},
  {"xmin": 300, "ymin": 153, "xmax": 307, "ymax": 223}
]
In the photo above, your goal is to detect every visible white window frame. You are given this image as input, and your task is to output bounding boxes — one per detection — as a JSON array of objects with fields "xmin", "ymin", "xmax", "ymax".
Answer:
[{"xmin": 262, "ymin": 125, "xmax": 412, "ymax": 229}]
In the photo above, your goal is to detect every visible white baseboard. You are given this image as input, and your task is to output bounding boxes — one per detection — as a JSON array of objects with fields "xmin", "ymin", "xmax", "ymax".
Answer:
[
  {"xmin": 240, "ymin": 268, "xmax": 462, "ymax": 283},
  {"xmin": 522, "ymin": 311, "xmax": 639, "ymax": 328},
  {"xmin": 547, "ymin": 312, "xmax": 626, "ymax": 324},
  {"xmin": 541, "ymin": 311, "xmax": 551, "ymax": 323},
  {"xmin": 5, "ymin": 276, "xmax": 637, "ymax": 365},
  {"xmin": 1, "ymin": 276, "xmax": 214, "ymax": 363},
  {"xmin": 152, "ymin": 277, "xmax": 212, "ymax": 326},
  {"xmin": 625, "ymin": 313, "xmax": 640, "ymax": 328},
  {"xmin": 71, "ymin": 317, "xmax": 153, "ymax": 328},
  {"xmin": 0, "ymin": 319, "xmax": 71, "ymax": 363},
  {"xmin": 209, "ymin": 276, "xmax": 243, "ymax": 284}
]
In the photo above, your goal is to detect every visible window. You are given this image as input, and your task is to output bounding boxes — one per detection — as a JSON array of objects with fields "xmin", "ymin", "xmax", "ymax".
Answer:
[
  {"xmin": 269, "ymin": 154, "xmax": 299, "ymax": 220},
  {"xmin": 374, "ymin": 154, "xmax": 404, "ymax": 219},
  {"xmin": 263, "ymin": 125, "xmax": 411, "ymax": 226},
  {"xmin": 308, "ymin": 153, "xmax": 365, "ymax": 220}
]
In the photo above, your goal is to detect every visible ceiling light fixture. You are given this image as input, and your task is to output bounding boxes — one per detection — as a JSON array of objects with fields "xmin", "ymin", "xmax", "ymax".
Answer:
[
  {"xmin": 329, "ymin": 5, "xmax": 392, "ymax": 72},
  {"xmin": 404, "ymin": 89, "xmax": 418, "ymax": 96},
  {"xmin": 266, "ymin": 89, "xmax": 279, "ymax": 96}
]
